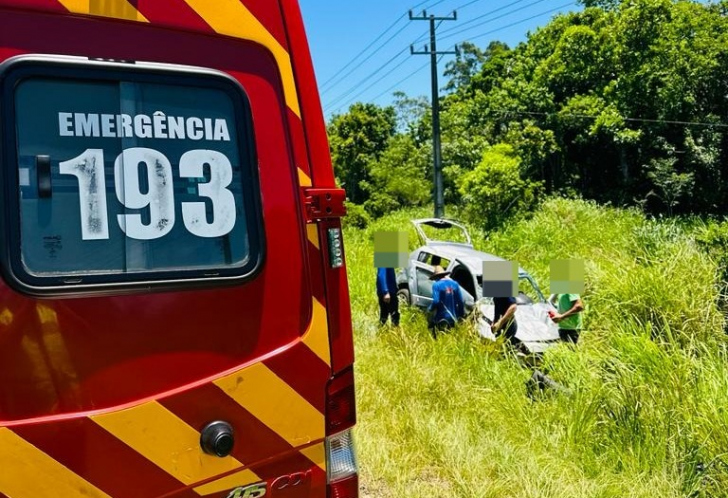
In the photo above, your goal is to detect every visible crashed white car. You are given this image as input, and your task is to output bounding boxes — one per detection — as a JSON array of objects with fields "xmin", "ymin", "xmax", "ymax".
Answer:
[{"xmin": 396, "ymin": 218, "xmax": 560, "ymax": 353}]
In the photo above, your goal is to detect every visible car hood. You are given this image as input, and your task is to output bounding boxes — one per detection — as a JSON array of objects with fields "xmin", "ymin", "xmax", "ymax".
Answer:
[{"xmin": 475, "ymin": 300, "xmax": 560, "ymax": 353}]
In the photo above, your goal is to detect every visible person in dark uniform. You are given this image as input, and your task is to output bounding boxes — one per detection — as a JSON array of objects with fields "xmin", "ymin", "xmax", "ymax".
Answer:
[
  {"xmin": 492, "ymin": 295, "xmax": 519, "ymax": 347},
  {"xmin": 376, "ymin": 267, "xmax": 400, "ymax": 326}
]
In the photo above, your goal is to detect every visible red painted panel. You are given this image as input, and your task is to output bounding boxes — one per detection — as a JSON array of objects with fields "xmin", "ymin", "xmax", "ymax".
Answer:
[
  {"xmin": 0, "ymin": 0, "xmax": 64, "ymax": 12},
  {"xmin": 279, "ymin": 0, "xmax": 335, "ymax": 186},
  {"xmin": 0, "ymin": 9, "xmax": 311, "ymax": 421}
]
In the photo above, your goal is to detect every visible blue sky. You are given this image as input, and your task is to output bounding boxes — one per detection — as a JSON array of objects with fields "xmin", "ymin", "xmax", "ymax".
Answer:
[{"xmin": 298, "ymin": 0, "xmax": 583, "ymax": 118}]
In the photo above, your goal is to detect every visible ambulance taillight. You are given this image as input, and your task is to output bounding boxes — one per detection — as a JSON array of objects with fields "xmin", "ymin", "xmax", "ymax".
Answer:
[{"xmin": 325, "ymin": 366, "xmax": 358, "ymax": 497}]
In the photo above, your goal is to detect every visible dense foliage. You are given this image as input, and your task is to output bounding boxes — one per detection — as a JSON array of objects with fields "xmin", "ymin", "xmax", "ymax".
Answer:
[
  {"xmin": 346, "ymin": 200, "xmax": 728, "ymax": 497},
  {"xmin": 327, "ymin": 0, "xmax": 728, "ymax": 225}
]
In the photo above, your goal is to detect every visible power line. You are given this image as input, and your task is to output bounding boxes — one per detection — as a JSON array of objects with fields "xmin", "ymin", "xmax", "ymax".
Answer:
[
  {"xmin": 453, "ymin": 0, "xmax": 484, "ymax": 10},
  {"xmin": 439, "ymin": 0, "xmax": 548, "ymax": 40},
  {"xmin": 440, "ymin": 0, "xmax": 532, "ymax": 36},
  {"xmin": 368, "ymin": 61, "xmax": 431, "ymax": 106},
  {"xmin": 491, "ymin": 109, "xmax": 728, "ymax": 128},
  {"xmin": 326, "ymin": 3, "xmax": 542, "ymax": 112},
  {"xmin": 465, "ymin": 2, "xmax": 576, "ymax": 43},
  {"xmin": 325, "ymin": 48, "xmax": 412, "ymax": 110},
  {"xmin": 331, "ymin": 59, "xmax": 427, "ymax": 115},
  {"xmin": 325, "ymin": 2, "xmax": 577, "ymax": 114},
  {"xmin": 321, "ymin": 23, "xmax": 416, "ymax": 96},
  {"xmin": 367, "ymin": 50, "xmax": 451, "ymax": 106},
  {"xmin": 418, "ymin": 0, "xmax": 450, "ymax": 11},
  {"xmin": 319, "ymin": 0, "xmax": 448, "ymax": 93},
  {"xmin": 319, "ymin": 16, "xmax": 406, "ymax": 91}
]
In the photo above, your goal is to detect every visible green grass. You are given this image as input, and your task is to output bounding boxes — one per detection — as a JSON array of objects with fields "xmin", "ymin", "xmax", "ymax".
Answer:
[{"xmin": 344, "ymin": 198, "xmax": 728, "ymax": 498}]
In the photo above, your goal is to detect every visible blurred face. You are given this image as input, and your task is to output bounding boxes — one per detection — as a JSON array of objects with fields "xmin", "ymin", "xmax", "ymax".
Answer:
[
  {"xmin": 373, "ymin": 230, "xmax": 408, "ymax": 267},
  {"xmin": 482, "ymin": 260, "xmax": 518, "ymax": 297},
  {"xmin": 550, "ymin": 259, "xmax": 585, "ymax": 294}
]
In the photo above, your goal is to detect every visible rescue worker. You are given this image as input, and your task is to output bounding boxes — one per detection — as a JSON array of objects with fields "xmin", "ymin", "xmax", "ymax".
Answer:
[
  {"xmin": 492, "ymin": 295, "xmax": 519, "ymax": 347},
  {"xmin": 376, "ymin": 267, "xmax": 400, "ymax": 326},
  {"xmin": 427, "ymin": 266, "xmax": 465, "ymax": 336}
]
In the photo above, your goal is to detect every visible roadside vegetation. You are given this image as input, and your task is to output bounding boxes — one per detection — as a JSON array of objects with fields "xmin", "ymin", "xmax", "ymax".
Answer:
[
  {"xmin": 346, "ymin": 198, "xmax": 728, "ymax": 497},
  {"xmin": 328, "ymin": 0, "xmax": 728, "ymax": 495},
  {"xmin": 329, "ymin": 0, "xmax": 728, "ymax": 229}
]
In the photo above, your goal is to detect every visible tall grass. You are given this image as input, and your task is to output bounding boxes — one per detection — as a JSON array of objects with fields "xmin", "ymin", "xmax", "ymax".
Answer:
[{"xmin": 345, "ymin": 198, "xmax": 728, "ymax": 497}]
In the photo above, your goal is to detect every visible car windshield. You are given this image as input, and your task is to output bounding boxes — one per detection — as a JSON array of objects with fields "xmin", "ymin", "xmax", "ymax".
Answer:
[
  {"xmin": 476, "ymin": 275, "xmax": 544, "ymax": 304},
  {"xmin": 518, "ymin": 276, "xmax": 543, "ymax": 303}
]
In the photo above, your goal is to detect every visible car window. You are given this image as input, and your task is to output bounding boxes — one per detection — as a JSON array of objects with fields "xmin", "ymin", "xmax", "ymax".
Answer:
[
  {"xmin": 415, "ymin": 266, "xmax": 433, "ymax": 297},
  {"xmin": 431, "ymin": 255, "xmax": 450, "ymax": 268},
  {"xmin": 416, "ymin": 251, "xmax": 450, "ymax": 269}
]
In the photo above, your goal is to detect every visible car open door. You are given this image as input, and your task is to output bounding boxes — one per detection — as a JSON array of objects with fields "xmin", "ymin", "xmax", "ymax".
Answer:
[{"xmin": 409, "ymin": 260, "xmax": 435, "ymax": 307}]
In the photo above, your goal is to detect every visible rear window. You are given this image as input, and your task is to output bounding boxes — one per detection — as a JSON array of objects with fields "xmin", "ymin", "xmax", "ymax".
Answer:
[{"xmin": 0, "ymin": 56, "xmax": 263, "ymax": 295}]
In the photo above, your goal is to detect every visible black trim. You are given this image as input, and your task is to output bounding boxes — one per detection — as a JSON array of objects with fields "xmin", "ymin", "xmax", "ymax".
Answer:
[{"xmin": 0, "ymin": 55, "xmax": 265, "ymax": 297}]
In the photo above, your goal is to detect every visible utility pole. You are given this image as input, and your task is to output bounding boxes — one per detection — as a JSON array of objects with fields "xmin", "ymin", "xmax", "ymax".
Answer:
[{"xmin": 410, "ymin": 9, "xmax": 457, "ymax": 219}]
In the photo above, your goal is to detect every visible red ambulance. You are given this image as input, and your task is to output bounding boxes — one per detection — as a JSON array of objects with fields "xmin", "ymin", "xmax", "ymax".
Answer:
[{"xmin": 0, "ymin": 1, "xmax": 357, "ymax": 497}]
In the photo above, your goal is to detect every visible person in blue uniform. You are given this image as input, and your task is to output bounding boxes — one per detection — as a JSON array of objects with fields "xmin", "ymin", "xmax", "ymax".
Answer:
[
  {"xmin": 427, "ymin": 266, "xmax": 465, "ymax": 335},
  {"xmin": 376, "ymin": 267, "xmax": 400, "ymax": 326}
]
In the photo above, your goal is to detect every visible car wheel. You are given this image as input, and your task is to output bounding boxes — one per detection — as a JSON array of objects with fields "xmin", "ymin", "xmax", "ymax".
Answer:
[{"xmin": 397, "ymin": 288, "xmax": 411, "ymax": 306}]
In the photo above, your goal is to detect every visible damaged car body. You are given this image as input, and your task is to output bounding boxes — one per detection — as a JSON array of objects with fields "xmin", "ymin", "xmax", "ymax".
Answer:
[{"xmin": 397, "ymin": 218, "xmax": 560, "ymax": 353}]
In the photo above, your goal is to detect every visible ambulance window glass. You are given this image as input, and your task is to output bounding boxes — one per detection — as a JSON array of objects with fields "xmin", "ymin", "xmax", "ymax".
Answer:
[{"xmin": 6, "ymin": 65, "xmax": 260, "ymax": 290}]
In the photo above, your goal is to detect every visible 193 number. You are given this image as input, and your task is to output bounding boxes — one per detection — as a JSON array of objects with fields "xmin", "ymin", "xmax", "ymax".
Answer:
[{"xmin": 58, "ymin": 147, "xmax": 237, "ymax": 241}]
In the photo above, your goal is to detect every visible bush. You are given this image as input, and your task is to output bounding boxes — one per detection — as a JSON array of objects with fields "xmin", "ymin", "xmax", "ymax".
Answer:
[
  {"xmin": 343, "ymin": 201, "xmax": 371, "ymax": 229},
  {"xmin": 458, "ymin": 143, "xmax": 543, "ymax": 230}
]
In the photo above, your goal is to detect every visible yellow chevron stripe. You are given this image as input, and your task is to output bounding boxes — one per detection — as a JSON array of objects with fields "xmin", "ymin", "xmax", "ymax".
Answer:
[
  {"xmin": 182, "ymin": 0, "xmax": 300, "ymax": 117},
  {"xmin": 58, "ymin": 0, "xmax": 149, "ymax": 22},
  {"xmin": 0, "ymin": 428, "xmax": 112, "ymax": 498},
  {"xmin": 302, "ymin": 298, "xmax": 331, "ymax": 366},
  {"xmin": 92, "ymin": 402, "xmax": 246, "ymax": 485},
  {"xmin": 307, "ymin": 223, "xmax": 320, "ymax": 249},
  {"xmin": 300, "ymin": 443, "xmax": 326, "ymax": 472},
  {"xmin": 215, "ymin": 363, "xmax": 324, "ymax": 447},
  {"xmin": 193, "ymin": 469, "xmax": 260, "ymax": 496},
  {"xmin": 298, "ymin": 168, "xmax": 312, "ymax": 187}
]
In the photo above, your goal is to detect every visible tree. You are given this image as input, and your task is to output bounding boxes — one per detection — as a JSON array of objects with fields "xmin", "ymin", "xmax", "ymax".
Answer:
[
  {"xmin": 443, "ymin": 42, "xmax": 487, "ymax": 93},
  {"xmin": 392, "ymin": 91, "xmax": 430, "ymax": 139},
  {"xmin": 645, "ymin": 156, "xmax": 694, "ymax": 216},
  {"xmin": 363, "ymin": 135, "xmax": 431, "ymax": 217},
  {"xmin": 327, "ymin": 103, "xmax": 396, "ymax": 205}
]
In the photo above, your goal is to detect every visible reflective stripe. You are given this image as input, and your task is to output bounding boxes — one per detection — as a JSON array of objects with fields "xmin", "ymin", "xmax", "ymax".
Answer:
[
  {"xmin": 307, "ymin": 223, "xmax": 319, "ymax": 249},
  {"xmin": 302, "ymin": 298, "xmax": 331, "ymax": 366},
  {"xmin": 300, "ymin": 443, "xmax": 326, "ymax": 471},
  {"xmin": 215, "ymin": 363, "xmax": 324, "ymax": 447},
  {"xmin": 58, "ymin": 0, "xmax": 149, "ymax": 21},
  {"xmin": 182, "ymin": 0, "xmax": 300, "ymax": 117},
  {"xmin": 0, "ymin": 428, "xmax": 112, "ymax": 498},
  {"xmin": 298, "ymin": 167, "xmax": 312, "ymax": 187},
  {"xmin": 92, "ymin": 401, "xmax": 243, "ymax": 485}
]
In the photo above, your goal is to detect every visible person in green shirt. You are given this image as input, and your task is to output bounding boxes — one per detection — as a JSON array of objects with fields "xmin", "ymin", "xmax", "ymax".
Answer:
[{"xmin": 550, "ymin": 293, "xmax": 584, "ymax": 344}]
